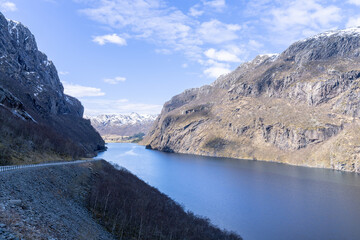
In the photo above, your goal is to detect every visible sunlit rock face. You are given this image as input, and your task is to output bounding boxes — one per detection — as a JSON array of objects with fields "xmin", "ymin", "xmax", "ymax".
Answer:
[{"xmin": 143, "ymin": 27, "xmax": 360, "ymax": 172}]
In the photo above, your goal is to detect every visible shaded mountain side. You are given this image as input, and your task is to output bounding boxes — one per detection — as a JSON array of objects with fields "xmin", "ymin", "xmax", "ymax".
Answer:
[
  {"xmin": 143, "ymin": 28, "xmax": 360, "ymax": 173},
  {"xmin": 0, "ymin": 12, "xmax": 104, "ymax": 164}
]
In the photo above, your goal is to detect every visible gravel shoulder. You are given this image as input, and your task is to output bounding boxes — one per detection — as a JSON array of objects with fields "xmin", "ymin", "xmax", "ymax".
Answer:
[{"xmin": 0, "ymin": 162, "xmax": 116, "ymax": 240}]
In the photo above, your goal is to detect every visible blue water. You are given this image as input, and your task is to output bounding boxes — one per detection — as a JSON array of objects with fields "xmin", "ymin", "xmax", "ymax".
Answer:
[{"xmin": 97, "ymin": 143, "xmax": 360, "ymax": 240}]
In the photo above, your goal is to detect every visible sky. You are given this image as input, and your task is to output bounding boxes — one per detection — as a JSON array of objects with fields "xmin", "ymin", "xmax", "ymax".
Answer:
[{"xmin": 2, "ymin": 0, "xmax": 360, "ymax": 116}]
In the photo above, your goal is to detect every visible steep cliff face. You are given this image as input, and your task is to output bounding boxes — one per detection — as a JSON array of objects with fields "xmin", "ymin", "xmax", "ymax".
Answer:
[
  {"xmin": 143, "ymin": 28, "xmax": 360, "ymax": 173},
  {"xmin": 0, "ymin": 12, "xmax": 105, "ymax": 164}
]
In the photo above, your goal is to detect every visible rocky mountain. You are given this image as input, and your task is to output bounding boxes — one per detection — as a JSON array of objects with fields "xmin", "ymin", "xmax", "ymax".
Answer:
[
  {"xmin": 87, "ymin": 113, "xmax": 157, "ymax": 142},
  {"xmin": 0, "ymin": 12, "xmax": 105, "ymax": 164},
  {"xmin": 143, "ymin": 27, "xmax": 360, "ymax": 173}
]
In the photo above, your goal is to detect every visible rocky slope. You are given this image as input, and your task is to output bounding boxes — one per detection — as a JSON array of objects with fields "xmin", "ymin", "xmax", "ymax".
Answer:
[
  {"xmin": 0, "ymin": 12, "xmax": 105, "ymax": 164},
  {"xmin": 143, "ymin": 27, "xmax": 360, "ymax": 173},
  {"xmin": 87, "ymin": 113, "xmax": 157, "ymax": 142},
  {"xmin": 0, "ymin": 162, "xmax": 116, "ymax": 240},
  {"xmin": 0, "ymin": 160, "xmax": 241, "ymax": 240}
]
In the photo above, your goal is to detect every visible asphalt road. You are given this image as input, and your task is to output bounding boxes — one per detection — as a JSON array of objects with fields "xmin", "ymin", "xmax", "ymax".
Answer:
[{"xmin": 0, "ymin": 159, "xmax": 99, "ymax": 173}]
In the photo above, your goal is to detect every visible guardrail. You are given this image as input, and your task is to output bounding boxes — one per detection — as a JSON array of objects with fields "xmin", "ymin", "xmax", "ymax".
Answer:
[{"xmin": 0, "ymin": 159, "xmax": 99, "ymax": 173}]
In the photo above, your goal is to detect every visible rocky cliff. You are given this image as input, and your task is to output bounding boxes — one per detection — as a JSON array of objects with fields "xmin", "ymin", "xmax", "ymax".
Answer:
[
  {"xmin": 0, "ymin": 12, "xmax": 105, "ymax": 164},
  {"xmin": 143, "ymin": 27, "xmax": 360, "ymax": 173}
]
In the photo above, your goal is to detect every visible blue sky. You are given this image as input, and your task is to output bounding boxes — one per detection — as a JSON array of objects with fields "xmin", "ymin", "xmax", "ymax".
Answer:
[{"xmin": 2, "ymin": 0, "xmax": 360, "ymax": 115}]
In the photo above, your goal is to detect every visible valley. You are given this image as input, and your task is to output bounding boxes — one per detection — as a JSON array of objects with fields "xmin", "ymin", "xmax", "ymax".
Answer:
[{"xmin": 2, "ymin": 1, "xmax": 360, "ymax": 239}]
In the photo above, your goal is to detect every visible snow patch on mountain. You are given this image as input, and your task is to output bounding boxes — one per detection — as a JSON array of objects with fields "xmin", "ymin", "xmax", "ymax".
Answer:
[
  {"xmin": 86, "ymin": 113, "xmax": 157, "ymax": 126},
  {"xmin": 301, "ymin": 27, "xmax": 360, "ymax": 42}
]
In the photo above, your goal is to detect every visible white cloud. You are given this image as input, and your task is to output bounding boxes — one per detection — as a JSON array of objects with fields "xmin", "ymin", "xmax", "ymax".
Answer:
[
  {"xmin": 59, "ymin": 71, "xmax": 69, "ymax": 76},
  {"xmin": 348, "ymin": 0, "xmax": 360, "ymax": 5},
  {"xmin": 155, "ymin": 48, "xmax": 172, "ymax": 55},
  {"xmin": 203, "ymin": 0, "xmax": 226, "ymax": 10},
  {"xmin": 204, "ymin": 48, "xmax": 241, "ymax": 62},
  {"xmin": 248, "ymin": 40, "xmax": 264, "ymax": 50},
  {"xmin": 103, "ymin": 76, "xmax": 126, "ymax": 84},
  {"xmin": 189, "ymin": 5, "xmax": 204, "ymax": 17},
  {"xmin": 62, "ymin": 82, "xmax": 105, "ymax": 98},
  {"xmin": 79, "ymin": 1, "xmax": 242, "ymax": 61},
  {"xmin": 197, "ymin": 20, "xmax": 241, "ymax": 44},
  {"xmin": 266, "ymin": 0, "xmax": 341, "ymax": 43},
  {"xmin": 204, "ymin": 66, "xmax": 231, "ymax": 78},
  {"xmin": 0, "ymin": 1, "xmax": 16, "ymax": 12},
  {"xmin": 346, "ymin": 16, "xmax": 360, "ymax": 28},
  {"xmin": 93, "ymin": 33, "xmax": 127, "ymax": 46},
  {"xmin": 81, "ymin": 98, "xmax": 162, "ymax": 116},
  {"xmin": 201, "ymin": 59, "xmax": 231, "ymax": 78},
  {"xmin": 82, "ymin": 1, "xmax": 193, "ymax": 49},
  {"xmin": 182, "ymin": 63, "xmax": 188, "ymax": 68}
]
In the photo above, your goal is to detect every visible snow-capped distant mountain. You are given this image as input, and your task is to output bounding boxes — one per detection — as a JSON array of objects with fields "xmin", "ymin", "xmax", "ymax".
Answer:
[
  {"xmin": 87, "ymin": 113, "xmax": 157, "ymax": 126},
  {"xmin": 86, "ymin": 113, "xmax": 158, "ymax": 141}
]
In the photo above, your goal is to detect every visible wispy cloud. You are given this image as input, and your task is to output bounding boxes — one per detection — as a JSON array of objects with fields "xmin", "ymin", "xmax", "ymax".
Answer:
[
  {"xmin": 197, "ymin": 20, "xmax": 241, "ymax": 44},
  {"xmin": 0, "ymin": 1, "xmax": 17, "ymax": 12},
  {"xmin": 103, "ymin": 76, "xmax": 126, "ymax": 84},
  {"xmin": 155, "ymin": 48, "xmax": 172, "ymax": 55},
  {"xmin": 202, "ymin": 0, "xmax": 226, "ymax": 11},
  {"xmin": 348, "ymin": 0, "xmax": 360, "ymax": 5},
  {"xmin": 79, "ymin": 0, "xmax": 243, "ymax": 78},
  {"xmin": 247, "ymin": 0, "xmax": 342, "ymax": 45},
  {"xmin": 78, "ymin": 0, "xmax": 356, "ymax": 80},
  {"xmin": 346, "ymin": 16, "xmax": 360, "ymax": 27},
  {"xmin": 201, "ymin": 59, "xmax": 231, "ymax": 78},
  {"xmin": 248, "ymin": 40, "xmax": 264, "ymax": 50},
  {"xmin": 204, "ymin": 48, "xmax": 241, "ymax": 62},
  {"xmin": 59, "ymin": 71, "xmax": 69, "ymax": 76},
  {"xmin": 93, "ymin": 33, "xmax": 127, "ymax": 46},
  {"xmin": 80, "ymin": 98, "xmax": 162, "ymax": 115},
  {"xmin": 189, "ymin": 5, "xmax": 204, "ymax": 17},
  {"xmin": 62, "ymin": 81, "xmax": 105, "ymax": 98}
]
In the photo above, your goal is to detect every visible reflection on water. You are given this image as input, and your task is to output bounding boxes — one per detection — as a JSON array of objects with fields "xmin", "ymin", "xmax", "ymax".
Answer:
[{"xmin": 97, "ymin": 143, "xmax": 360, "ymax": 240}]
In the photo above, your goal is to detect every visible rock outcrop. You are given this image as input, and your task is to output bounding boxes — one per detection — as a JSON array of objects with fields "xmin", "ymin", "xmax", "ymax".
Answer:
[
  {"xmin": 0, "ymin": 12, "xmax": 105, "ymax": 163},
  {"xmin": 143, "ymin": 28, "xmax": 360, "ymax": 173}
]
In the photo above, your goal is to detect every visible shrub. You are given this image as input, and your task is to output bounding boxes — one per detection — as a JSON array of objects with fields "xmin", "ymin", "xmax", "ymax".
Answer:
[{"xmin": 88, "ymin": 161, "xmax": 242, "ymax": 240}]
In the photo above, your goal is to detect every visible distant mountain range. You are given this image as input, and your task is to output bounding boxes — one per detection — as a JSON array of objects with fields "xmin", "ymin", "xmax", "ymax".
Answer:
[
  {"xmin": 143, "ymin": 27, "xmax": 360, "ymax": 173},
  {"xmin": 86, "ymin": 113, "xmax": 157, "ymax": 142},
  {"xmin": 0, "ymin": 12, "xmax": 104, "ymax": 164}
]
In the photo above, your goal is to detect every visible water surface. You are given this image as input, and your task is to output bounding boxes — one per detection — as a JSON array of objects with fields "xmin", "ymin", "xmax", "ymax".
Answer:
[{"xmin": 97, "ymin": 143, "xmax": 360, "ymax": 240}]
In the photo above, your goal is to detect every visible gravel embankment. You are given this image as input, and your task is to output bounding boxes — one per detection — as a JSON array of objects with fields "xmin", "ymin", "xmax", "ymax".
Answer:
[{"xmin": 0, "ymin": 162, "xmax": 116, "ymax": 240}]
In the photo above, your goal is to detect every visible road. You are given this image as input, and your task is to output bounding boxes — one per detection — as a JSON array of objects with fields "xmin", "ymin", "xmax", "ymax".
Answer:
[{"xmin": 0, "ymin": 159, "xmax": 99, "ymax": 172}]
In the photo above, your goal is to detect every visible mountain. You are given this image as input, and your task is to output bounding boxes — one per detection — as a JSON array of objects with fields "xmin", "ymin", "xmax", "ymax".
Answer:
[
  {"xmin": 143, "ymin": 27, "xmax": 360, "ymax": 173},
  {"xmin": 0, "ymin": 12, "xmax": 105, "ymax": 164},
  {"xmin": 87, "ymin": 113, "xmax": 157, "ymax": 142}
]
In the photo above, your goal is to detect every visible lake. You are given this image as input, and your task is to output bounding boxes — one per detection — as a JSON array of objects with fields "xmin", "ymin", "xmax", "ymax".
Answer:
[{"xmin": 96, "ymin": 143, "xmax": 360, "ymax": 240}]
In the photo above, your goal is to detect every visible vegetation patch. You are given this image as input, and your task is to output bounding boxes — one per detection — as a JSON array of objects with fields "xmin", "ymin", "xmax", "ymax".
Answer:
[
  {"xmin": 88, "ymin": 161, "xmax": 242, "ymax": 240},
  {"xmin": 0, "ymin": 107, "xmax": 85, "ymax": 165},
  {"xmin": 205, "ymin": 137, "xmax": 229, "ymax": 151}
]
